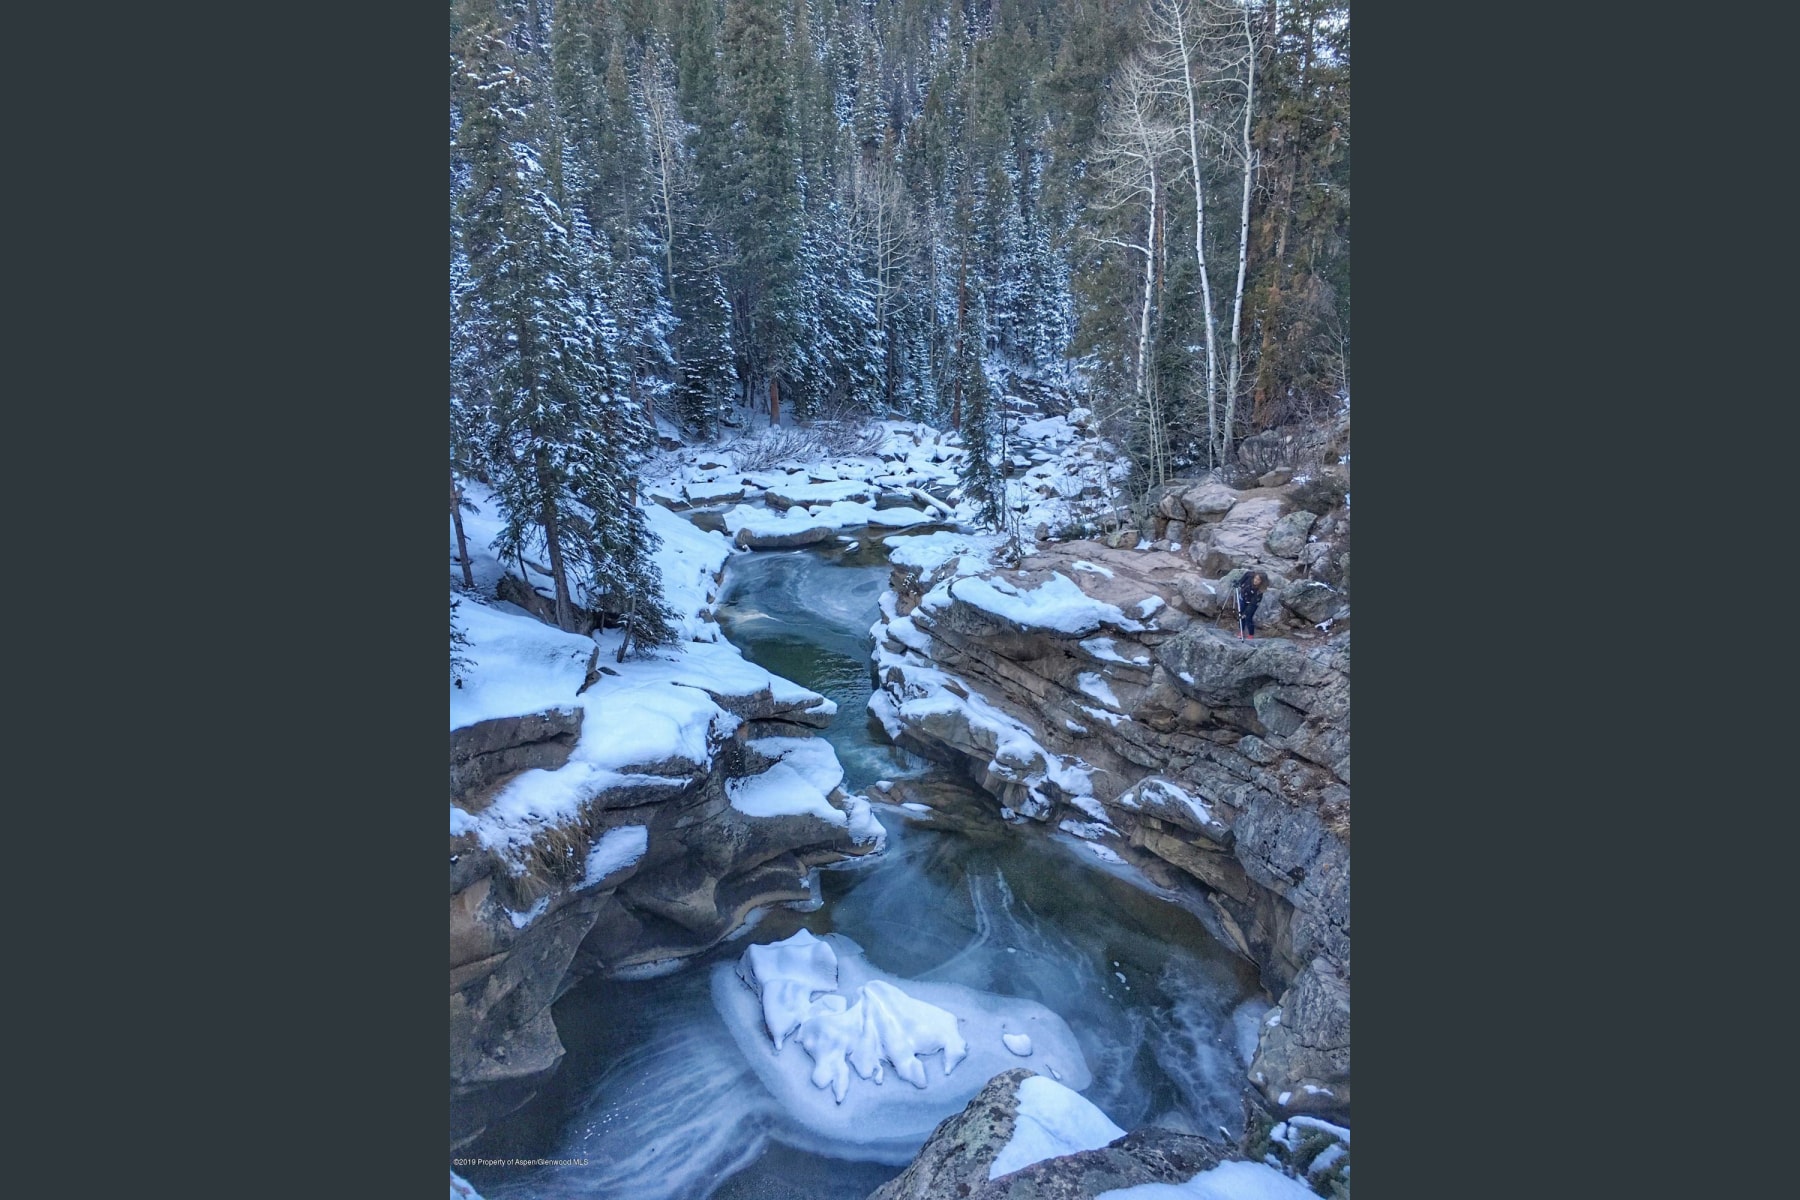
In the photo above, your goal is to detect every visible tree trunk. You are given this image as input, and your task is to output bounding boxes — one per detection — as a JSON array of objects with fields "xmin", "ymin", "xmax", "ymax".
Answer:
[
  {"xmin": 1173, "ymin": 1, "xmax": 1221, "ymax": 467},
  {"xmin": 535, "ymin": 459, "xmax": 575, "ymax": 633},
  {"xmin": 616, "ymin": 591, "xmax": 636, "ymax": 663},
  {"xmin": 1152, "ymin": 185, "xmax": 1170, "ymax": 486},
  {"xmin": 450, "ymin": 467, "xmax": 475, "ymax": 591},
  {"xmin": 1222, "ymin": 0, "xmax": 1259, "ymax": 461},
  {"xmin": 768, "ymin": 374, "xmax": 780, "ymax": 425},
  {"xmin": 953, "ymin": 240, "xmax": 968, "ymax": 431},
  {"xmin": 1135, "ymin": 166, "xmax": 1157, "ymax": 412},
  {"xmin": 1252, "ymin": 6, "xmax": 1315, "ymax": 429},
  {"xmin": 543, "ymin": 526, "xmax": 574, "ymax": 632}
]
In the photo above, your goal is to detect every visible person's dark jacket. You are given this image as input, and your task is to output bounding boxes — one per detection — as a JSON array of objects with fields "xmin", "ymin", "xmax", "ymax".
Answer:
[{"xmin": 1236, "ymin": 577, "xmax": 1263, "ymax": 619}]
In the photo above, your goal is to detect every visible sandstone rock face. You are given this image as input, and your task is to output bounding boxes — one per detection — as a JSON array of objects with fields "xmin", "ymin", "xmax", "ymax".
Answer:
[
  {"xmin": 1210, "ymin": 497, "xmax": 1288, "ymax": 562},
  {"xmin": 450, "ymin": 708, "xmax": 583, "ymax": 808},
  {"xmin": 450, "ymin": 685, "xmax": 874, "ymax": 1151},
  {"xmin": 1153, "ymin": 480, "xmax": 1239, "ymax": 526},
  {"xmin": 871, "ymin": 539, "xmax": 1350, "ymax": 1117},
  {"xmin": 872, "ymin": 1067, "xmax": 1231, "ymax": 1200},
  {"xmin": 1265, "ymin": 511, "xmax": 1318, "ymax": 558},
  {"xmin": 1279, "ymin": 580, "xmax": 1348, "ymax": 625}
]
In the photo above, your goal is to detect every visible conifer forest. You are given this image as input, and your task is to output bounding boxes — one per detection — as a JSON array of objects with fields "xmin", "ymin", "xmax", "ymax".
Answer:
[{"xmin": 451, "ymin": 0, "xmax": 1347, "ymax": 642}]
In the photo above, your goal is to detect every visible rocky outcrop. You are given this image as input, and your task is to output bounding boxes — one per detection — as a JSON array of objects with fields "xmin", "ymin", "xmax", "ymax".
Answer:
[
  {"xmin": 872, "ymin": 1069, "xmax": 1037, "ymax": 1200},
  {"xmin": 450, "ymin": 683, "xmax": 877, "ymax": 1151},
  {"xmin": 872, "ymin": 1068, "xmax": 1232, "ymax": 1200},
  {"xmin": 450, "ymin": 708, "xmax": 583, "ymax": 807},
  {"xmin": 871, "ymin": 511, "xmax": 1351, "ymax": 1118}
]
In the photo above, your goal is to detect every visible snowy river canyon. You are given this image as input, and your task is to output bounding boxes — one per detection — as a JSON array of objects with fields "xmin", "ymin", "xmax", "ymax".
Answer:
[{"xmin": 459, "ymin": 540, "xmax": 1271, "ymax": 1200}]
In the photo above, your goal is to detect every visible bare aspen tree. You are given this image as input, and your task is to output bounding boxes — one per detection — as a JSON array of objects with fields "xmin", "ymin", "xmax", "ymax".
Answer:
[
  {"xmin": 1091, "ymin": 54, "xmax": 1181, "ymax": 489},
  {"xmin": 1142, "ymin": 0, "xmax": 1261, "ymax": 467},
  {"xmin": 639, "ymin": 41, "xmax": 685, "ymax": 314},
  {"xmin": 1219, "ymin": 0, "xmax": 1259, "ymax": 464},
  {"xmin": 1143, "ymin": 0, "xmax": 1220, "ymax": 465},
  {"xmin": 848, "ymin": 154, "xmax": 919, "ymax": 408}
]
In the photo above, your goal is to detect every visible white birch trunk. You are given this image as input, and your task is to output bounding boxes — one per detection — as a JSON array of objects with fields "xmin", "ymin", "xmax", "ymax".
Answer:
[
  {"xmin": 1171, "ymin": 0, "xmax": 1222, "ymax": 467},
  {"xmin": 1222, "ymin": 1, "xmax": 1258, "ymax": 464},
  {"xmin": 1136, "ymin": 168, "xmax": 1157, "ymax": 406}
]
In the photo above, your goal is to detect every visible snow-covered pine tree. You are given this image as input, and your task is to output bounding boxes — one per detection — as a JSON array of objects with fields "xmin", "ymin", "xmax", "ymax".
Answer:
[
  {"xmin": 451, "ymin": 594, "xmax": 476, "ymax": 686},
  {"xmin": 956, "ymin": 351, "xmax": 1007, "ymax": 531},
  {"xmin": 670, "ymin": 227, "xmax": 739, "ymax": 437},
  {"xmin": 807, "ymin": 184, "xmax": 884, "ymax": 418},
  {"xmin": 454, "ymin": 5, "xmax": 672, "ymax": 651},
  {"xmin": 717, "ymin": 0, "xmax": 808, "ymax": 422},
  {"xmin": 450, "ymin": 191, "xmax": 490, "ymax": 593},
  {"xmin": 564, "ymin": 185, "xmax": 678, "ymax": 658}
]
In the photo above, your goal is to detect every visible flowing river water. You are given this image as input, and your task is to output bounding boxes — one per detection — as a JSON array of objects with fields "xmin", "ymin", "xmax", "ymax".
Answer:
[{"xmin": 463, "ymin": 538, "xmax": 1267, "ymax": 1200}]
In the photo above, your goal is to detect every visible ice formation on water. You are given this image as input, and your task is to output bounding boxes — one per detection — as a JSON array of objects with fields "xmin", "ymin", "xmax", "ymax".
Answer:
[
  {"xmin": 736, "ymin": 930, "xmax": 969, "ymax": 1102},
  {"xmin": 714, "ymin": 930, "xmax": 1091, "ymax": 1147}
]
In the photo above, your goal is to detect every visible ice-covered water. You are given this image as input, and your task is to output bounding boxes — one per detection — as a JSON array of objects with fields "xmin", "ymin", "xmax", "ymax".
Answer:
[
  {"xmin": 464, "ymin": 541, "xmax": 1266, "ymax": 1200},
  {"xmin": 714, "ymin": 544, "xmax": 929, "ymax": 793}
]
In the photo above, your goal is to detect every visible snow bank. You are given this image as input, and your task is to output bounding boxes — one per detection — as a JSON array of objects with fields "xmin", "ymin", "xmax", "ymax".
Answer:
[
  {"xmin": 451, "ymin": 600, "xmax": 842, "ymax": 865},
  {"xmin": 728, "ymin": 761, "xmax": 845, "ymax": 825},
  {"xmin": 749, "ymin": 736, "xmax": 845, "ymax": 796},
  {"xmin": 684, "ymin": 477, "xmax": 747, "ymax": 503},
  {"xmin": 928, "ymin": 572, "xmax": 1144, "ymax": 637},
  {"xmin": 646, "ymin": 503, "xmax": 731, "ymax": 642},
  {"xmin": 450, "ymin": 598, "xmax": 594, "ymax": 731},
  {"xmin": 722, "ymin": 499, "xmax": 933, "ymax": 541},
  {"xmin": 987, "ymin": 1075, "xmax": 1126, "ymax": 1180},
  {"xmin": 884, "ymin": 530, "xmax": 1006, "ymax": 576},
  {"xmin": 1078, "ymin": 636, "xmax": 1147, "ymax": 666},
  {"xmin": 762, "ymin": 479, "xmax": 874, "ymax": 507},
  {"xmin": 712, "ymin": 931, "xmax": 1091, "ymax": 1150},
  {"xmin": 575, "ymin": 824, "xmax": 648, "ymax": 890},
  {"xmin": 1094, "ymin": 1160, "xmax": 1322, "ymax": 1200},
  {"xmin": 725, "ymin": 738, "xmax": 884, "ymax": 844}
]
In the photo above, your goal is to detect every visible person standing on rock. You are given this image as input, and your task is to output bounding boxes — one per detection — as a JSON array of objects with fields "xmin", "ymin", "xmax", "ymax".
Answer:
[{"xmin": 1236, "ymin": 571, "xmax": 1268, "ymax": 640}]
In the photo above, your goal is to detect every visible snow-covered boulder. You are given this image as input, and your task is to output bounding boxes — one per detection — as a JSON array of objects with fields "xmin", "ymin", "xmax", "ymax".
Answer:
[
  {"xmin": 762, "ymin": 479, "xmax": 874, "ymax": 510},
  {"xmin": 870, "ymin": 1068, "xmax": 1245, "ymax": 1200}
]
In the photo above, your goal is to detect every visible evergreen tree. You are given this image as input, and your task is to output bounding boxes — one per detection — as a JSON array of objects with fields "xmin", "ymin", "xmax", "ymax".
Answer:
[
  {"xmin": 956, "ymin": 352, "xmax": 1007, "ymax": 531},
  {"xmin": 451, "ymin": 594, "xmax": 477, "ymax": 686},
  {"xmin": 453, "ymin": 2, "xmax": 674, "ymax": 651},
  {"xmin": 718, "ymin": 0, "xmax": 807, "ymax": 421},
  {"xmin": 1245, "ymin": 0, "xmax": 1349, "ymax": 429},
  {"xmin": 453, "ymin": 0, "xmax": 1348, "ymax": 571}
]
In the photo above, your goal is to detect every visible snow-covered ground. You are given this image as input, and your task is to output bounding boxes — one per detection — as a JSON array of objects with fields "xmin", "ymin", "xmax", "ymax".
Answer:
[
  {"xmin": 451, "ymin": 480, "xmax": 877, "ymax": 878},
  {"xmin": 1095, "ymin": 1160, "xmax": 1324, "ymax": 1200},
  {"xmin": 641, "ymin": 414, "xmax": 1130, "ymax": 549}
]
